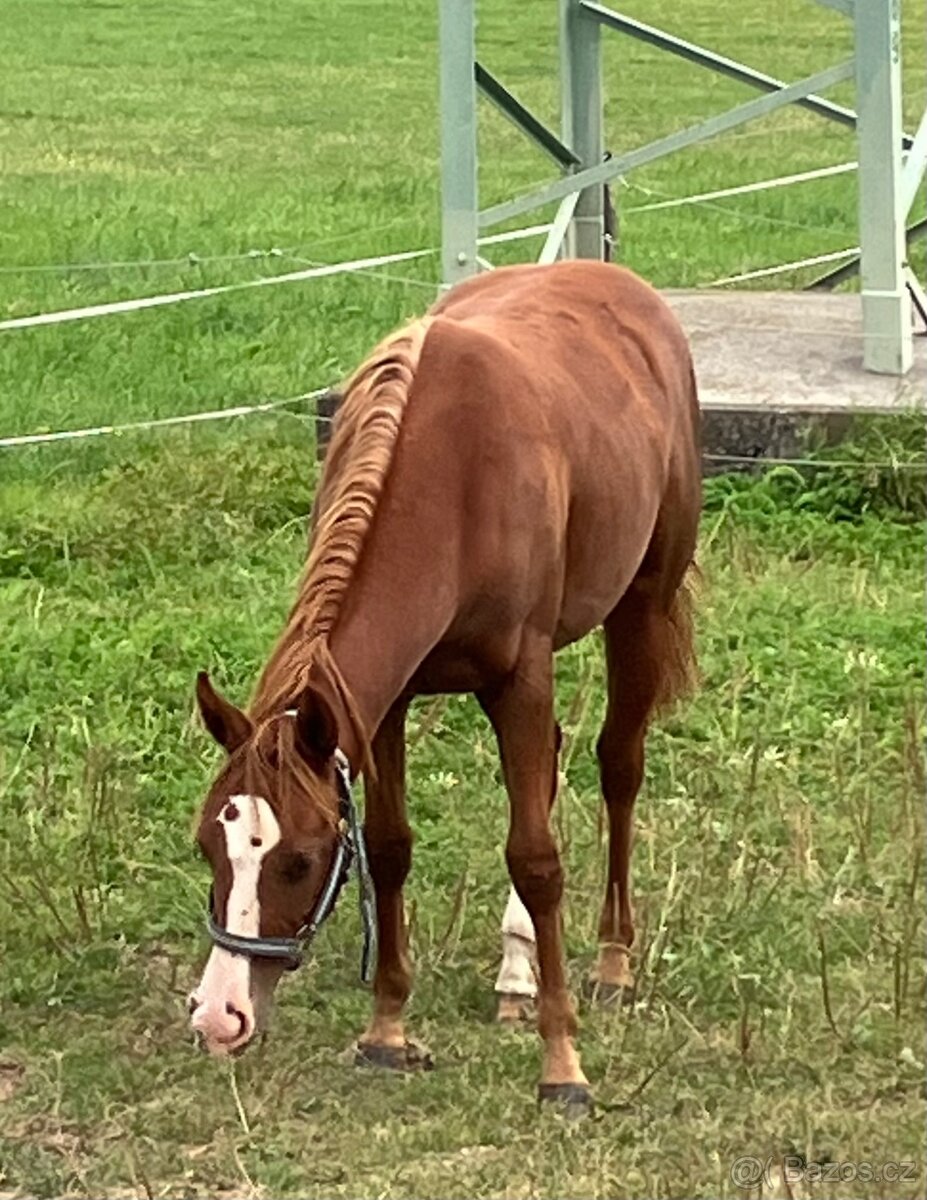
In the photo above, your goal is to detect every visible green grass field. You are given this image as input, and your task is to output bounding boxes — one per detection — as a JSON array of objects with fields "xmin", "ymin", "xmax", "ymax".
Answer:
[{"xmin": 1, "ymin": 1, "xmax": 925, "ymax": 1197}]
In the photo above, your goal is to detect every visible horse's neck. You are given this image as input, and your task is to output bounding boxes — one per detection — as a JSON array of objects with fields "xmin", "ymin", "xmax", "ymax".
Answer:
[
  {"xmin": 249, "ymin": 584, "xmax": 448, "ymax": 771},
  {"xmin": 327, "ymin": 561, "xmax": 453, "ymax": 760}
]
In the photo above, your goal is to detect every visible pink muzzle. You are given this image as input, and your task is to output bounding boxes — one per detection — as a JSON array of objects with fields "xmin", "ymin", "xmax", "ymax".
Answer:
[{"xmin": 189, "ymin": 947, "xmax": 255, "ymax": 1054}]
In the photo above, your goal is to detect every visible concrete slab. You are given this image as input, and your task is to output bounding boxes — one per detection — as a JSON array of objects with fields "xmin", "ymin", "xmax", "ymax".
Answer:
[{"xmin": 664, "ymin": 290, "xmax": 925, "ymax": 414}]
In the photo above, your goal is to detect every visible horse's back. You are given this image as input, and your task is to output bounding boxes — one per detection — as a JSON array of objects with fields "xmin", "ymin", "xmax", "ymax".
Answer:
[
  {"xmin": 428, "ymin": 260, "xmax": 697, "ymax": 480},
  {"xmin": 424, "ymin": 262, "xmax": 700, "ymax": 638},
  {"xmin": 431, "ymin": 259, "xmax": 692, "ymax": 394}
]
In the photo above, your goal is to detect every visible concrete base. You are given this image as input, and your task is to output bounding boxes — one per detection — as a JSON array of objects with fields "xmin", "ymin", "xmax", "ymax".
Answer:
[
  {"xmin": 665, "ymin": 289, "xmax": 925, "ymax": 415},
  {"xmin": 699, "ymin": 408, "xmax": 834, "ymax": 474}
]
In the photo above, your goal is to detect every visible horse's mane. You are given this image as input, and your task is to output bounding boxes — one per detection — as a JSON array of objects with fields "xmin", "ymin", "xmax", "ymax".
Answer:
[{"xmin": 248, "ymin": 316, "xmax": 433, "ymax": 768}]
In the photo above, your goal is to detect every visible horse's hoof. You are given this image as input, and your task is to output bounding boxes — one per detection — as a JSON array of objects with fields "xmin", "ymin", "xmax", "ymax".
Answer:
[
  {"xmin": 587, "ymin": 979, "xmax": 627, "ymax": 1009},
  {"xmin": 354, "ymin": 1039, "xmax": 434, "ymax": 1072},
  {"xmin": 586, "ymin": 946, "xmax": 634, "ymax": 1003},
  {"xmin": 496, "ymin": 992, "xmax": 536, "ymax": 1026},
  {"xmin": 537, "ymin": 1081, "xmax": 594, "ymax": 1119}
]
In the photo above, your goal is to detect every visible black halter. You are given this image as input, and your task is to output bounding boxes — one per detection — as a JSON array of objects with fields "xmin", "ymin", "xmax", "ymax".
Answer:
[{"xmin": 205, "ymin": 749, "xmax": 377, "ymax": 981}]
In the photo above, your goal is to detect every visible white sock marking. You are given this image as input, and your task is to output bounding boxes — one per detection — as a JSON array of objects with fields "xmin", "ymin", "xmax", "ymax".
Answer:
[{"xmin": 495, "ymin": 884, "xmax": 538, "ymax": 997}]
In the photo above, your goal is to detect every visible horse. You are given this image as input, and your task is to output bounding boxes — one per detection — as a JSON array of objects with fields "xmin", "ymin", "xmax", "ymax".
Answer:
[{"xmin": 188, "ymin": 258, "xmax": 701, "ymax": 1112}]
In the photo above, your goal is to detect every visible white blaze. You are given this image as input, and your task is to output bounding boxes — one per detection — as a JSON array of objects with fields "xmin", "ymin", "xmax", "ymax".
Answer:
[
  {"xmin": 494, "ymin": 884, "xmax": 537, "ymax": 997},
  {"xmin": 219, "ymin": 794, "xmax": 281, "ymax": 936},
  {"xmin": 193, "ymin": 795, "xmax": 281, "ymax": 1038}
]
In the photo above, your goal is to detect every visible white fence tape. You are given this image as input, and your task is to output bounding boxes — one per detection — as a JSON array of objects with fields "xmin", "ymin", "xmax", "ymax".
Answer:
[
  {"xmin": 0, "ymin": 248, "xmax": 287, "ymax": 276},
  {"xmin": 5, "ymin": 387, "xmax": 920, "ymax": 474},
  {"xmin": 624, "ymin": 161, "xmax": 858, "ymax": 215},
  {"xmin": 0, "ymin": 226, "xmax": 556, "ymax": 333},
  {"xmin": 0, "ymin": 249, "xmax": 436, "ymax": 332},
  {"xmin": 0, "ymin": 389, "xmax": 328, "ymax": 449},
  {"xmin": 479, "ymin": 223, "xmax": 553, "ymax": 246},
  {"xmin": 707, "ymin": 246, "xmax": 859, "ymax": 287}
]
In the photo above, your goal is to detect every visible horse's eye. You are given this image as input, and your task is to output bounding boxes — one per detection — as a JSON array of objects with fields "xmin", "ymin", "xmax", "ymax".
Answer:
[{"xmin": 280, "ymin": 852, "xmax": 312, "ymax": 884}]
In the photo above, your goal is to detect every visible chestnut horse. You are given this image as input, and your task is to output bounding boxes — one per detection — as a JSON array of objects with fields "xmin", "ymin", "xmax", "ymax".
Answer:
[{"xmin": 189, "ymin": 259, "xmax": 700, "ymax": 1110}]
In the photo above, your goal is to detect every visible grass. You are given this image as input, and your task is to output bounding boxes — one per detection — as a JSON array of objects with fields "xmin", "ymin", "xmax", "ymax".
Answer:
[
  {"xmin": 0, "ymin": 0, "xmax": 925, "ymax": 1197},
  {"xmin": 1, "ymin": 434, "xmax": 924, "ymax": 1198}
]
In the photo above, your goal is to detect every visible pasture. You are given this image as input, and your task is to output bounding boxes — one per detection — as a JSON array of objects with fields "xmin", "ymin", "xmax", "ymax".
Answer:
[{"xmin": 1, "ymin": 1, "xmax": 925, "ymax": 1196}]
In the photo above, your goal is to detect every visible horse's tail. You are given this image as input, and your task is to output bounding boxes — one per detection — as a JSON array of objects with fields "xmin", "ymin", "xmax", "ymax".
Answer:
[{"xmin": 654, "ymin": 562, "xmax": 700, "ymax": 711}]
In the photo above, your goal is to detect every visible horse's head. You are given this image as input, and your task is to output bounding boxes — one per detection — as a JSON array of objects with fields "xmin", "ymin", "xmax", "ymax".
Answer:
[{"xmin": 188, "ymin": 671, "xmax": 344, "ymax": 1057}]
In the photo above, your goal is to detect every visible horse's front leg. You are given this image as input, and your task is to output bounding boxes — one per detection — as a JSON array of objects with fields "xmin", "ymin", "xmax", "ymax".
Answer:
[
  {"xmin": 355, "ymin": 699, "xmax": 429, "ymax": 1070},
  {"xmin": 479, "ymin": 636, "xmax": 591, "ymax": 1113}
]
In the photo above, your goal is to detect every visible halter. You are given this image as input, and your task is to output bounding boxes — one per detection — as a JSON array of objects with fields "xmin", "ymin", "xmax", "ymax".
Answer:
[{"xmin": 205, "ymin": 748, "xmax": 377, "ymax": 982}]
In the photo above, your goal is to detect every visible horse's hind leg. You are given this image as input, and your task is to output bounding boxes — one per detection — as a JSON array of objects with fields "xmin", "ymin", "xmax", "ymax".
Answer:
[{"xmin": 591, "ymin": 576, "xmax": 695, "ymax": 1002}]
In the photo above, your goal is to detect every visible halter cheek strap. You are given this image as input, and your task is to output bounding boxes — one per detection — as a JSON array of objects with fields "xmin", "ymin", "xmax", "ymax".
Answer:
[{"xmin": 204, "ymin": 749, "xmax": 378, "ymax": 982}]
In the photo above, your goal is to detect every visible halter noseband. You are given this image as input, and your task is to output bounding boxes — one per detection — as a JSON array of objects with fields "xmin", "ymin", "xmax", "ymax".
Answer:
[{"xmin": 205, "ymin": 748, "xmax": 377, "ymax": 982}]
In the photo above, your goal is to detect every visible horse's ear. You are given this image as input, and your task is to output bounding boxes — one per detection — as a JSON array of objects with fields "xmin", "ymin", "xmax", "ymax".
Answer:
[
  {"xmin": 196, "ymin": 671, "xmax": 252, "ymax": 754},
  {"xmin": 293, "ymin": 686, "xmax": 339, "ymax": 763}
]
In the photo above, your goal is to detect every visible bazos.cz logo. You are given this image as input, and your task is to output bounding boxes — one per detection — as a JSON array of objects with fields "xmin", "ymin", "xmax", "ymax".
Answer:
[{"xmin": 729, "ymin": 1154, "xmax": 919, "ymax": 1189}]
